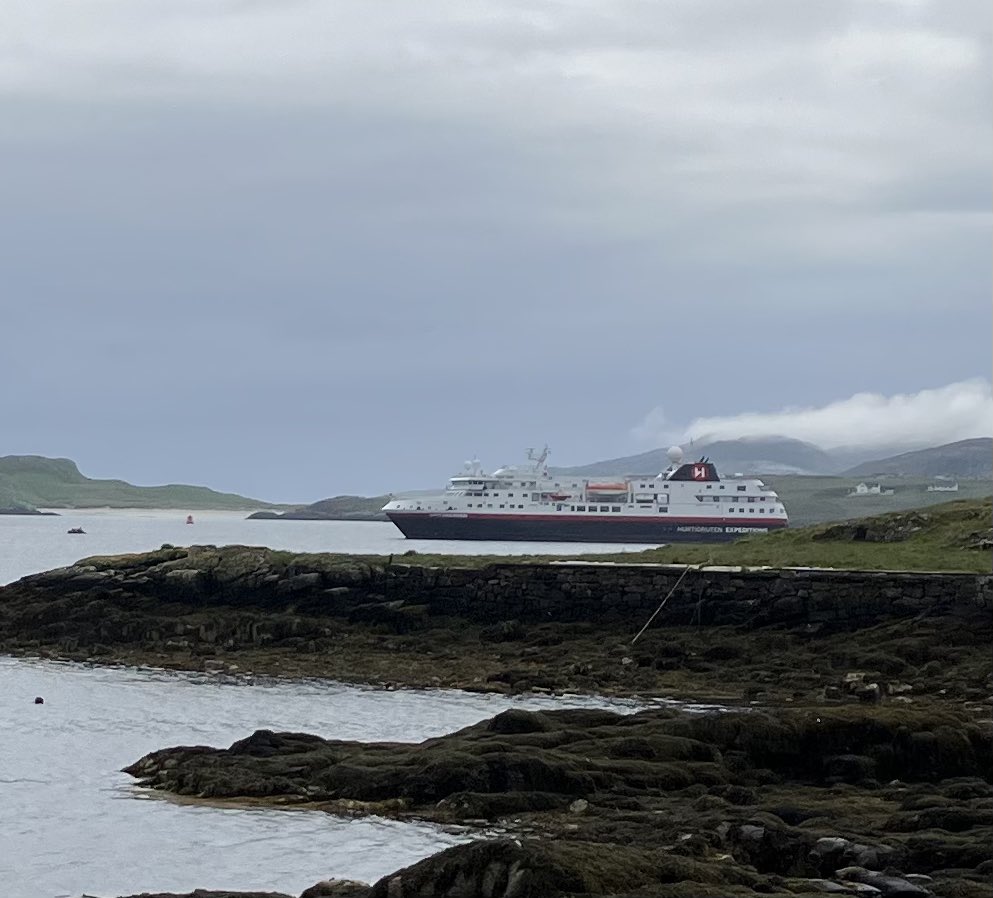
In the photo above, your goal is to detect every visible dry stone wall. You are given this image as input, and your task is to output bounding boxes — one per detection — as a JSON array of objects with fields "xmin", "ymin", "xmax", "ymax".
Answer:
[{"xmin": 378, "ymin": 562, "xmax": 989, "ymax": 627}]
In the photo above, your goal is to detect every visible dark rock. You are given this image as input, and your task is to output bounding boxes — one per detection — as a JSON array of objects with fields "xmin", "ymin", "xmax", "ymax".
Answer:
[
  {"xmin": 809, "ymin": 837, "xmax": 896, "ymax": 874},
  {"xmin": 116, "ymin": 892, "xmax": 293, "ymax": 898},
  {"xmin": 838, "ymin": 868, "xmax": 932, "ymax": 897},
  {"xmin": 479, "ymin": 620, "xmax": 525, "ymax": 642},
  {"xmin": 299, "ymin": 880, "xmax": 372, "ymax": 897},
  {"xmin": 824, "ymin": 754, "xmax": 878, "ymax": 784}
]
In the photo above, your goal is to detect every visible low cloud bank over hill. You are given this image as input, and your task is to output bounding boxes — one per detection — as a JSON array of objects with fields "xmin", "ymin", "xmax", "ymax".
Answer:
[{"xmin": 635, "ymin": 380, "xmax": 992, "ymax": 456}]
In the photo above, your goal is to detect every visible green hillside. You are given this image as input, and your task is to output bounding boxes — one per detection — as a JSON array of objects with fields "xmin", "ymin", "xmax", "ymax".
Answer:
[
  {"xmin": 759, "ymin": 474, "xmax": 992, "ymax": 528},
  {"xmin": 0, "ymin": 455, "xmax": 277, "ymax": 511},
  {"xmin": 843, "ymin": 438, "xmax": 992, "ymax": 478},
  {"xmin": 603, "ymin": 497, "xmax": 993, "ymax": 573}
]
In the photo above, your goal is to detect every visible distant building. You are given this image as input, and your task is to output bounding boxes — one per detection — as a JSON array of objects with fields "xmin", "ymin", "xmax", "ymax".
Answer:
[
  {"xmin": 848, "ymin": 482, "xmax": 895, "ymax": 496},
  {"xmin": 927, "ymin": 482, "xmax": 959, "ymax": 492}
]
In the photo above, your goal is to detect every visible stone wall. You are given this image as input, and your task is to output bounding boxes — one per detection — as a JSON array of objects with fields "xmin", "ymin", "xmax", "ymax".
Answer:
[{"xmin": 377, "ymin": 562, "xmax": 990, "ymax": 627}]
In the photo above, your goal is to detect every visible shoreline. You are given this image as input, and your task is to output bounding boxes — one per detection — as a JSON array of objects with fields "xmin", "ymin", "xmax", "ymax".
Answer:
[
  {"xmin": 3, "ymin": 544, "xmax": 990, "ymax": 898},
  {"xmin": 1, "ymin": 544, "xmax": 987, "ymax": 711}
]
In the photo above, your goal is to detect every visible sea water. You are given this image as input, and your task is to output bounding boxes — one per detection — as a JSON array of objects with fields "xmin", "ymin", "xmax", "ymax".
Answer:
[
  {"xmin": 0, "ymin": 658, "xmax": 659, "ymax": 897},
  {"xmin": 0, "ymin": 507, "xmax": 658, "ymax": 586},
  {"xmin": 0, "ymin": 510, "xmax": 664, "ymax": 897}
]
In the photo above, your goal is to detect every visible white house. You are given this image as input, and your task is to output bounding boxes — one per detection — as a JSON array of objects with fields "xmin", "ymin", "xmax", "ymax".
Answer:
[{"xmin": 848, "ymin": 482, "xmax": 895, "ymax": 496}]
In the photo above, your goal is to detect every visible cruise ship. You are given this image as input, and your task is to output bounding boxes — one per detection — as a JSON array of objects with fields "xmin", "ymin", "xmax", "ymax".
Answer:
[{"xmin": 383, "ymin": 446, "xmax": 788, "ymax": 544}]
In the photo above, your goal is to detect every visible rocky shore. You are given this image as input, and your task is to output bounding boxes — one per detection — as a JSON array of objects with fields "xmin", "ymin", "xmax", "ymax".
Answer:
[
  {"xmin": 1, "ymin": 545, "xmax": 989, "ymax": 705},
  {"xmin": 121, "ymin": 704, "xmax": 992, "ymax": 898},
  {"xmin": 1, "ymin": 544, "xmax": 990, "ymax": 897}
]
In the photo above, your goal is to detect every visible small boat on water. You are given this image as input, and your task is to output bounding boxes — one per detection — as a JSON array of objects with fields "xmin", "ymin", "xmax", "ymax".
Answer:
[
  {"xmin": 186, "ymin": 515, "xmax": 194, "ymax": 524},
  {"xmin": 67, "ymin": 527, "xmax": 85, "ymax": 534}
]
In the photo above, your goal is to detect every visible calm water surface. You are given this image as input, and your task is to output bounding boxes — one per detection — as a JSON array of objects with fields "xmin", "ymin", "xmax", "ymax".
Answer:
[
  {"xmin": 0, "ymin": 658, "xmax": 666, "ymax": 898},
  {"xmin": 0, "ymin": 511, "xmax": 669, "ymax": 897},
  {"xmin": 0, "ymin": 508, "xmax": 661, "ymax": 585}
]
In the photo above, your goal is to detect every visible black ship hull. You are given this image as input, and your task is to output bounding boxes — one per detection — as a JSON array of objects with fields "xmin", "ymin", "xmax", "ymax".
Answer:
[{"xmin": 386, "ymin": 512, "xmax": 786, "ymax": 544}]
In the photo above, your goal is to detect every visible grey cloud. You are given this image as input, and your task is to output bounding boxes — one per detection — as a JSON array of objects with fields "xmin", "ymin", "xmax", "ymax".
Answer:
[{"xmin": 1, "ymin": 1, "xmax": 989, "ymax": 498}]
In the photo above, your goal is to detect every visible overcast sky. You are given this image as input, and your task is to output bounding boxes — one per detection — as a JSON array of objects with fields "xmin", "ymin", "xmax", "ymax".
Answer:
[{"xmin": 2, "ymin": 0, "xmax": 990, "ymax": 501}]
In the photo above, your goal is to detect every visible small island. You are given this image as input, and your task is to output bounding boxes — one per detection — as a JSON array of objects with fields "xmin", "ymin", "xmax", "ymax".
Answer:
[{"xmin": 247, "ymin": 494, "xmax": 389, "ymax": 522}]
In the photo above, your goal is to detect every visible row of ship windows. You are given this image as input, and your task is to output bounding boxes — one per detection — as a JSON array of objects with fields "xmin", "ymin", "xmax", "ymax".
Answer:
[
  {"xmin": 456, "ymin": 503, "xmax": 779, "ymax": 515},
  {"xmin": 468, "ymin": 484, "xmax": 755, "ymax": 498}
]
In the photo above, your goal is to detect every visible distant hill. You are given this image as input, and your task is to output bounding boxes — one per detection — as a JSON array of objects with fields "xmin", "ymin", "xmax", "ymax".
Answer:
[
  {"xmin": 843, "ymin": 439, "xmax": 993, "ymax": 479},
  {"xmin": 0, "ymin": 455, "xmax": 277, "ymax": 512},
  {"xmin": 248, "ymin": 494, "xmax": 388, "ymax": 522},
  {"xmin": 557, "ymin": 437, "xmax": 837, "ymax": 477}
]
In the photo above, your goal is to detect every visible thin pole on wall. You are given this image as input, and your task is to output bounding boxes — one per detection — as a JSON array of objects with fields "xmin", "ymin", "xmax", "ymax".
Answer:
[{"xmin": 631, "ymin": 565, "xmax": 697, "ymax": 644}]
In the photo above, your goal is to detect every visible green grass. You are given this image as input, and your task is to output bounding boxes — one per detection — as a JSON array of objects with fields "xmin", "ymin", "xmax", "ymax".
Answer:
[{"xmin": 597, "ymin": 497, "xmax": 993, "ymax": 572}]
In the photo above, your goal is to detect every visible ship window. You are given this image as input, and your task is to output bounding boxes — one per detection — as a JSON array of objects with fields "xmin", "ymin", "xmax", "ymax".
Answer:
[
  {"xmin": 737, "ymin": 485, "xmax": 746, "ymax": 491},
  {"xmin": 611, "ymin": 506, "xmax": 621, "ymax": 512},
  {"xmin": 600, "ymin": 505, "xmax": 609, "ymax": 512},
  {"xmin": 760, "ymin": 496, "xmax": 765, "ymax": 501},
  {"xmin": 487, "ymin": 504, "xmax": 493, "ymax": 508},
  {"xmin": 499, "ymin": 504, "xmax": 505, "ymax": 509},
  {"xmin": 576, "ymin": 505, "xmax": 586, "ymax": 511},
  {"xmin": 658, "ymin": 506, "xmax": 668, "ymax": 513},
  {"xmin": 508, "ymin": 492, "xmax": 514, "ymax": 497},
  {"xmin": 719, "ymin": 485, "xmax": 725, "ymax": 490},
  {"xmin": 556, "ymin": 504, "xmax": 563, "ymax": 511},
  {"xmin": 748, "ymin": 497, "xmax": 755, "ymax": 503},
  {"xmin": 518, "ymin": 504, "xmax": 524, "ymax": 509},
  {"xmin": 713, "ymin": 496, "xmax": 719, "ymax": 502},
  {"xmin": 706, "ymin": 485, "xmax": 712, "ymax": 489}
]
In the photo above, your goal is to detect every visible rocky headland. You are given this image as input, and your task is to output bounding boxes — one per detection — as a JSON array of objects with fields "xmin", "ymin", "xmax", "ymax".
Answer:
[
  {"xmin": 1, "ymin": 544, "xmax": 990, "ymax": 897},
  {"xmin": 122, "ymin": 703, "xmax": 992, "ymax": 898}
]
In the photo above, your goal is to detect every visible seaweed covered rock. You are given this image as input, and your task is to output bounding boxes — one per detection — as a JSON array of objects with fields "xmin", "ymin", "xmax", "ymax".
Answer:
[
  {"xmin": 125, "ymin": 706, "xmax": 992, "ymax": 808},
  {"xmin": 366, "ymin": 838, "xmax": 767, "ymax": 898},
  {"xmin": 121, "ymin": 703, "xmax": 993, "ymax": 896}
]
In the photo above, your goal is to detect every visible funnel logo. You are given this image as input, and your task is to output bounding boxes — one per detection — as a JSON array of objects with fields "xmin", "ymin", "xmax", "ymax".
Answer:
[{"xmin": 692, "ymin": 465, "xmax": 708, "ymax": 480}]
